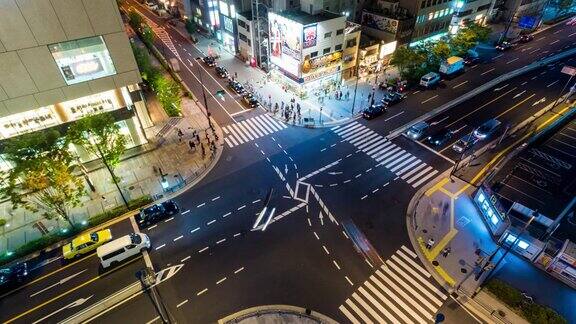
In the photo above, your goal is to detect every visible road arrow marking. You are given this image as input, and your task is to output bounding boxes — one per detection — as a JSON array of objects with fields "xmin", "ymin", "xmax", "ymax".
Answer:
[
  {"xmin": 494, "ymin": 84, "xmax": 509, "ymax": 91},
  {"xmin": 532, "ymin": 97, "xmax": 546, "ymax": 106},
  {"xmin": 30, "ymin": 269, "xmax": 87, "ymax": 297},
  {"xmin": 319, "ymin": 212, "xmax": 324, "ymax": 226},
  {"xmin": 513, "ymin": 90, "xmax": 526, "ymax": 99},
  {"xmin": 284, "ymin": 164, "xmax": 288, "ymax": 174},
  {"xmin": 430, "ymin": 116, "xmax": 449, "ymax": 126},
  {"xmin": 32, "ymin": 295, "xmax": 93, "ymax": 324}
]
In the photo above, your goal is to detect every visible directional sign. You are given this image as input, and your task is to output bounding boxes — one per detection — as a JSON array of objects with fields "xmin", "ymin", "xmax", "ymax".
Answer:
[{"xmin": 561, "ymin": 65, "xmax": 576, "ymax": 76}]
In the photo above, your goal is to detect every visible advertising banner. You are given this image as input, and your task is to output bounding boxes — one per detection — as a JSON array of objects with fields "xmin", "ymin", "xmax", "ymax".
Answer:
[
  {"xmin": 361, "ymin": 12, "xmax": 399, "ymax": 34},
  {"xmin": 303, "ymin": 24, "xmax": 317, "ymax": 49},
  {"xmin": 269, "ymin": 12, "xmax": 303, "ymax": 77}
]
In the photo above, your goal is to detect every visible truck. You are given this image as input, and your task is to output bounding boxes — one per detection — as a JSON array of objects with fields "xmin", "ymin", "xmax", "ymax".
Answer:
[{"xmin": 439, "ymin": 56, "xmax": 464, "ymax": 78}]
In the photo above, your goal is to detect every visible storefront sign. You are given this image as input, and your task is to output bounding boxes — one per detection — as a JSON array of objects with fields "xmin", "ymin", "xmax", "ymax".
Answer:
[
  {"xmin": 302, "ymin": 65, "xmax": 341, "ymax": 83},
  {"xmin": 224, "ymin": 16, "xmax": 233, "ymax": 33},
  {"xmin": 303, "ymin": 24, "xmax": 317, "ymax": 49},
  {"xmin": 269, "ymin": 12, "xmax": 302, "ymax": 77},
  {"xmin": 361, "ymin": 12, "xmax": 399, "ymax": 34},
  {"xmin": 474, "ymin": 187, "xmax": 506, "ymax": 227},
  {"xmin": 379, "ymin": 41, "xmax": 397, "ymax": 58},
  {"xmin": 362, "ymin": 54, "xmax": 378, "ymax": 65}
]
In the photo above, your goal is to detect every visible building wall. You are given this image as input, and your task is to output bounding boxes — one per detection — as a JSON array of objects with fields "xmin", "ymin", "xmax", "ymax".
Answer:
[
  {"xmin": 0, "ymin": 0, "xmax": 141, "ymax": 118},
  {"xmin": 301, "ymin": 16, "xmax": 347, "ymax": 59},
  {"xmin": 342, "ymin": 29, "xmax": 360, "ymax": 79},
  {"xmin": 450, "ymin": 0, "xmax": 494, "ymax": 33},
  {"xmin": 237, "ymin": 13, "xmax": 256, "ymax": 60},
  {"xmin": 401, "ymin": 0, "xmax": 455, "ymax": 43}
]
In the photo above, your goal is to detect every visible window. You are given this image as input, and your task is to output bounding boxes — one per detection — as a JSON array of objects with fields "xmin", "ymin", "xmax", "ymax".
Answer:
[
  {"xmin": 432, "ymin": 0, "xmax": 437, "ymax": 5},
  {"xmin": 336, "ymin": 29, "xmax": 344, "ymax": 35},
  {"xmin": 426, "ymin": 0, "xmax": 432, "ymax": 7},
  {"xmin": 219, "ymin": 1, "xmax": 229, "ymax": 16},
  {"xmin": 434, "ymin": 10, "xmax": 439, "ymax": 18},
  {"xmin": 324, "ymin": 32, "xmax": 332, "ymax": 38},
  {"xmin": 323, "ymin": 47, "xmax": 331, "ymax": 54},
  {"xmin": 239, "ymin": 33, "xmax": 248, "ymax": 42},
  {"xmin": 335, "ymin": 44, "xmax": 342, "ymax": 51},
  {"xmin": 49, "ymin": 36, "xmax": 116, "ymax": 85},
  {"xmin": 247, "ymin": 39, "xmax": 251, "ymax": 46},
  {"xmin": 346, "ymin": 39, "xmax": 357, "ymax": 48},
  {"xmin": 477, "ymin": 3, "xmax": 491, "ymax": 11},
  {"xmin": 421, "ymin": 0, "xmax": 425, "ymax": 8},
  {"xmin": 238, "ymin": 20, "xmax": 246, "ymax": 29},
  {"xmin": 311, "ymin": 51, "xmax": 318, "ymax": 58},
  {"xmin": 101, "ymin": 248, "xmax": 125, "ymax": 261}
]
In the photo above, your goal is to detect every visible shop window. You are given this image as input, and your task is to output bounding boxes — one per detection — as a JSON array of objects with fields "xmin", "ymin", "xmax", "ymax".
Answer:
[
  {"xmin": 323, "ymin": 47, "xmax": 330, "ymax": 54},
  {"xmin": 310, "ymin": 51, "xmax": 318, "ymax": 58},
  {"xmin": 324, "ymin": 32, "xmax": 332, "ymax": 38},
  {"xmin": 335, "ymin": 44, "xmax": 342, "ymax": 51},
  {"xmin": 336, "ymin": 29, "xmax": 344, "ymax": 35},
  {"xmin": 49, "ymin": 36, "xmax": 116, "ymax": 85}
]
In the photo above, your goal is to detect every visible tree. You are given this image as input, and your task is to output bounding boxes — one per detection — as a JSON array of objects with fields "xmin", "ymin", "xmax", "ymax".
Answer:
[
  {"xmin": 391, "ymin": 45, "xmax": 428, "ymax": 84},
  {"xmin": 0, "ymin": 130, "xmax": 85, "ymax": 228},
  {"xmin": 451, "ymin": 22, "xmax": 492, "ymax": 55},
  {"xmin": 141, "ymin": 25, "xmax": 154, "ymax": 48},
  {"xmin": 128, "ymin": 10, "xmax": 143, "ymax": 31},
  {"xmin": 466, "ymin": 22, "xmax": 492, "ymax": 42},
  {"xmin": 131, "ymin": 43, "xmax": 159, "ymax": 82},
  {"xmin": 152, "ymin": 75, "xmax": 182, "ymax": 117},
  {"xmin": 66, "ymin": 113, "xmax": 129, "ymax": 207}
]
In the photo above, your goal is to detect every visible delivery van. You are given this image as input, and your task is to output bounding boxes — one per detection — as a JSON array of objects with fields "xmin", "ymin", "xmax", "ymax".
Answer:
[{"xmin": 97, "ymin": 233, "xmax": 151, "ymax": 268}]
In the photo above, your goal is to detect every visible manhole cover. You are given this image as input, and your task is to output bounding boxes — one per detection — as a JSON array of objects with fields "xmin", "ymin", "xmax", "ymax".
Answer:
[
  {"xmin": 461, "ymin": 268, "xmax": 467, "ymax": 274},
  {"xmin": 432, "ymin": 261, "xmax": 439, "ymax": 266}
]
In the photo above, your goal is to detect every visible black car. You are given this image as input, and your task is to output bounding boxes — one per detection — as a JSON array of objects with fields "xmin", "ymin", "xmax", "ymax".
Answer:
[
  {"xmin": 362, "ymin": 104, "xmax": 387, "ymax": 120},
  {"xmin": 136, "ymin": 200, "xmax": 180, "ymax": 227},
  {"xmin": 242, "ymin": 93, "xmax": 259, "ymax": 108},
  {"xmin": 382, "ymin": 92, "xmax": 406, "ymax": 106},
  {"xmin": 0, "ymin": 263, "xmax": 28, "ymax": 291},
  {"xmin": 463, "ymin": 55, "xmax": 480, "ymax": 66},
  {"xmin": 202, "ymin": 56, "xmax": 216, "ymax": 67},
  {"xmin": 215, "ymin": 66, "xmax": 228, "ymax": 78},
  {"xmin": 495, "ymin": 41, "xmax": 513, "ymax": 51},
  {"xmin": 426, "ymin": 129, "xmax": 453, "ymax": 146},
  {"xmin": 228, "ymin": 80, "xmax": 245, "ymax": 94},
  {"xmin": 518, "ymin": 34, "xmax": 534, "ymax": 43}
]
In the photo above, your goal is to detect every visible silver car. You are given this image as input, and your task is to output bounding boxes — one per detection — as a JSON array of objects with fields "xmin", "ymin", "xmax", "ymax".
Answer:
[{"xmin": 474, "ymin": 119, "xmax": 501, "ymax": 140}]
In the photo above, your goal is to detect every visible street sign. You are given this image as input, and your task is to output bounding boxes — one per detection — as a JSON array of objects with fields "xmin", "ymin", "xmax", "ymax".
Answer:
[{"xmin": 561, "ymin": 65, "xmax": 576, "ymax": 76}]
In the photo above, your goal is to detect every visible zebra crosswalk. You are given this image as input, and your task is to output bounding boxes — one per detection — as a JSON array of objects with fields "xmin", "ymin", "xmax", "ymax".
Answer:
[
  {"xmin": 137, "ymin": 10, "xmax": 180, "ymax": 59},
  {"xmin": 332, "ymin": 122, "xmax": 439, "ymax": 188},
  {"xmin": 339, "ymin": 246, "xmax": 448, "ymax": 324},
  {"xmin": 223, "ymin": 114, "xmax": 287, "ymax": 147}
]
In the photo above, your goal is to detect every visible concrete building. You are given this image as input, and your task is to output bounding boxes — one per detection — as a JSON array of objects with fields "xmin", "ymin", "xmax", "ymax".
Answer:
[
  {"xmin": 342, "ymin": 22, "xmax": 361, "ymax": 79},
  {"xmin": 0, "ymin": 0, "xmax": 149, "ymax": 168},
  {"xmin": 358, "ymin": 3, "xmax": 415, "ymax": 45},
  {"xmin": 400, "ymin": 0, "xmax": 456, "ymax": 45},
  {"xmin": 237, "ymin": 11, "xmax": 257, "ymax": 62},
  {"xmin": 449, "ymin": 0, "xmax": 494, "ymax": 34}
]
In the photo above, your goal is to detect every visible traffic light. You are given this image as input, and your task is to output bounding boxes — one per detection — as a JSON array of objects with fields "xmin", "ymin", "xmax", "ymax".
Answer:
[{"xmin": 215, "ymin": 90, "xmax": 225, "ymax": 101}]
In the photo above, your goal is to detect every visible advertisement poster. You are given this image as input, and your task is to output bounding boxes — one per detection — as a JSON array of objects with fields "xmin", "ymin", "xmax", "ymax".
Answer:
[
  {"xmin": 361, "ymin": 12, "xmax": 399, "ymax": 34},
  {"xmin": 269, "ymin": 12, "xmax": 302, "ymax": 77},
  {"xmin": 303, "ymin": 24, "xmax": 317, "ymax": 49}
]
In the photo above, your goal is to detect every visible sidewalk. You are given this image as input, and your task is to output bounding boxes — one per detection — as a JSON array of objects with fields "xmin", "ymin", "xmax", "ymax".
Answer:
[
  {"xmin": 170, "ymin": 20, "xmax": 397, "ymax": 127},
  {"xmin": 0, "ymin": 49, "xmax": 223, "ymax": 257},
  {"xmin": 217, "ymin": 305, "xmax": 337, "ymax": 324}
]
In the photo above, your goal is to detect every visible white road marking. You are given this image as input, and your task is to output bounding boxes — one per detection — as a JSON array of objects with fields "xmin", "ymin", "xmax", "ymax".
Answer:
[
  {"xmin": 547, "ymin": 80, "xmax": 559, "ymax": 87},
  {"xmin": 342, "ymin": 231, "xmax": 349, "ymax": 239},
  {"xmin": 197, "ymin": 288, "xmax": 208, "ymax": 296},
  {"xmin": 234, "ymin": 267, "xmax": 245, "ymax": 274},
  {"xmin": 198, "ymin": 247, "xmax": 209, "ymax": 253},
  {"xmin": 173, "ymin": 235, "xmax": 183, "ymax": 242},
  {"xmin": 238, "ymin": 205, "xmax": 246, "ymax": 210},
  {"xmin": 207, "ymin": 219, "xmax": 216, "ymax": 225},
  {"xmin": 233, "ymin": 232, "xmax": 241, "ymax": 237},
  {"xmin": 181, "ymin": 256, "xmax": 191, "ymax": 262},
  {"xmin": 481, "ymin": 68, "xmax": 496, "ymax": 75},
  {"xmin": 191, "ymin": 227, "xmax": 200, "ymax": 233},
  {"xmin": 211, "ymin": 196, "xmax": 220, "ymax": 201},
  {"xmin": 216, "ymin": 277, "xmax": 227, "ymax": 285},
  {"xmin": 333, "ymin": 260, "xmax": 341, "ymax": 270},
  {"xmin": 493, "ymin": 54, "xmax": 503, "ymax": 59},
  {"xmin": 197, "ymin": 203, "xmax": 205, "ymax": 208},
  {"xmin": 216, "ymin": 238, "xmax": 226, "ymax": 244},
  {"xmin": 222, "ymin": 212, "xmax": 231, "ymax": 218},
  {"xmin": 365, "ymin": 259, "xmax": 374, "ymax": 268},
  {"xmin": 323, "ymin": 245, "xmax": 330, "ymax": 255},
  {"xmin": 421, "ymin": 95, "xmax": 438, "ymax": 104},
  {"xmin": 384, "ymin": 111, "xmax": 405, "ymax": 121},
  {"xmin": 549, "ymin": 39, "xmax": 559, "ymax": 45},
  {"xmin": 361, "ymin": 195, "xmax": 368, "ymax": 200},
  {"xmin": 147, "ymin": 225, "xmax": 157, "ymax": 231},
  {"xmin": 314, "ymin": 232, "xmax": 320, "ymax": 240},
  {"xmin": 307, "ymin": 218, "xmax": 312, "ymax": 226},
  {"xmin": 452, "ymin": 80, "xmax": 469, "ymax": 88},
  {"xmin": 345, "ymin": 276, "xmax": 354, "ymax": 286},
  {"xmin": 372, "ymin": 188, "xmax": 379, "ymax": 193},
  {"xmin": 506, "ymin": 57, "xmax": 519, "ymax": 64},
  {"xmin": 181, "ymin": 210, "xmax": 190, "ymax": 215},
  {"xmin": 164, "ymin": 217, "xmax": 174, "ymax": 223},
  {"xmin": 155, "ymin": 244, "xmax": 166, "ymax": 251},
  {"xmin": 252, "ymin": 199, "xmax": 261, "ymax": 204},
  {"xmin": 176, "ymin": 299, "xmax": 188, "ymax": 308}
]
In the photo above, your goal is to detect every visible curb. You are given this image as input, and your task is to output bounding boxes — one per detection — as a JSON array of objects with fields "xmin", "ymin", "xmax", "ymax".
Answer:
[
  {"xmin": 217, "ymin": 305, "xmax": 338, "ymax": 324},
  {"xmin": 265, "ymin": 111, "xmax": 362, "ymax": 129}
]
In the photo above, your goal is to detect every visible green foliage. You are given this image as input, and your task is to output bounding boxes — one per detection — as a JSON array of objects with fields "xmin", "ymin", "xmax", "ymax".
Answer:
[
  {"xmin": 0, "ymin": 130, "xmax": 85, "ymax": 228},
  {"xmin": 151, "ymin": 75, "xmax": 182, "ymax": 117},
  {"xmin": 141, "ymin": 25, "xmax": 154, "ymax": 48},
  {"xmin": 0, "ymin": 219, "xmax": 6, "ymax": 227},
  {"xmin": 66, "ymin": 112, "xmax": 127, "ymax": 170},
  {"xmin": 450, "ymin": 22, "xmax": 492, "ymax": 55},
  {"xmin": 0, "ymin": 195, "xmax": 152, "ymax": 267},
  {"xmin": 131, "ymin": 43, "xmax": 160, "ymax": 82},
  {"xmin": 127, "ymin": 10, "xmax": 143, "ymax": 31},
  {"xmin": 485, "ymin": 279, "xmax": 567, "ymax": 324}
]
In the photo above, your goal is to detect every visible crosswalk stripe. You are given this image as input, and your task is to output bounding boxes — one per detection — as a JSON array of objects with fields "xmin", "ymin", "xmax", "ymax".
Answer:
[
  {"xmin": 254, "ymin": 115, "xmax": 275, "ymax": 133},
  {"xmin": 386, "ymin": 263, "xmax": 444, "ymax": 307},
  {"xmin": 380, "ymin": 265, "xmax": 439, "ymax": 315},
  {"xmin": 384, "ymin": 151, "xmax": 411, "ymax": 169},
  {"xmin": 344, "ymin": 128, "xmax": 372, "ymax": 142},
  {"xmin": 370, "ymin": 143, "xmax": 397, "ymax": 159},
  {"xmin": 350, "ymin": 131, "xmax": 377, "ymax": 145},
  {"xmin": 226, "ymin": 134, "xmax": 239, "ymax": 146},
  {"xmin": 227, "ymin": 125, "xmax": 245, "ymax": 144},
  {"xmin": 339, "ymin": 305, "xmax": 361, "ymax": 324},
  {"xmin": 366, "ymin": 141, "xmax": 393, "ymax": 156},
  {"xmin": 374, "ymin": 270, "xmax": 430, "ymax": 322},
  {"xmin": 250, "ymin": 117, "xmax": 270, "ymax": 135},
  {"xmin": 396, "ymin": 159, "xmax": 421, "ymax": 176},
  {"xmin": 366, "ymin": 275, "xmax": 415, "ymax": 324},
  {"xmin": 339, "ymin": 125, "xmax": 366, "ymax": 138},
  {"xmin": 236, "ymin": 122, "xmax": 255, "ymax": 140},
  {"xmin": 265, "ymin": 114, "xmax": 287, "ymax": 129},
  {"xmin": 334, "ymin": 122, "xmax": 358, "ymax": 134},
  {"xmin": 224, "ymin": 138, "xmax": 234, "ymax": 148},
  {"xmin": 411, "ymin": 169, "xmax": 439, "ymax": 188},
  {"xmin": 359, "ymin": 136, "xmax": 385, "ymax": 151},
  {"xmin": 356, "ymin": 288, "xmax": 388, "ymax": 323},
  {"xmin": 260, "ymin": 115, "xmax": 281, "ymax": 131},
  {"xmin": 245, "ymin": 118, "xmax": 265, "ymax": 137},
  {"xmin": 347, "ymin": 297, "xmax": 374, "ymax": 324},
  {"xmin": 387, "ymin": 258, "xmax": 447, "ymax": 299},
  {"xmin": 401, "ymin": 245, "xmax": 418, "ymax": 258},
  {"xmin": 406, "ymin": 165, "xmax": 433, "ymax": 184},
  {"xmin": 240, "ymin": 120, "xmax": 260, "ymax": 139},
  {"xmin": 401, "ymin": 163, "xmax": 427, "ymax": 180},
  {"xmin": 396, "ymin": 250, "xmax": 431, "ymax": 278},
  {"xmin": 335, "ymin": 123, "xmax": 362, "ymax": 136},
  {"xmin": 362, "ymin": 280, "xmax": 400, "ymax": 323},
  {"xmin": 223, "ymin": 127, "xmax": 230, "ymax": 134},
  {"xmin": 390, "ymin": 156, "xmax": 416, "ymax": 172},
  {"xmin": 230, "ymin": 123, "xmax": 249, "ymax": 143},
  {"xmin": 375, "ymin": 147, "xmax": 402, "ymax": 162}
]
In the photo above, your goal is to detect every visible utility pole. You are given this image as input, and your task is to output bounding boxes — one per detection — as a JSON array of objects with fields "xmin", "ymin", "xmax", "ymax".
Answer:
[
  {"xmin": 351, "ymin": 74, "xmax": 360, "ymax": 115},
  {"xmin": 95, "ymin": 143, "xmax": 129, "ymax": 208},
  {"xmin": 194, "ymin": 58, "xmax": 212, "ymax": 127}
]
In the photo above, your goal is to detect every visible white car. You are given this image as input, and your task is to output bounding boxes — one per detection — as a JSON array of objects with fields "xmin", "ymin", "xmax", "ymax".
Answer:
[
  {"xmin": 97, "ymin": 233, "xmax": 151, "ymax": 268},
  {"xmin": 146, "ymin": 2, "xmax": 158, "ymax": 10}
]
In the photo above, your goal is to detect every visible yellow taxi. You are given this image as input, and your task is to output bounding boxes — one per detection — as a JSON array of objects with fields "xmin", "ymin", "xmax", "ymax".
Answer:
[{"xmin": 62, "ymin": 229, "xmax": 112, "ymax": 260}]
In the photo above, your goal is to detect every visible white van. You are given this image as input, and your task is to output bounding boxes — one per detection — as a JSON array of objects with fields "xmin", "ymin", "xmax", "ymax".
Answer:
[{"xmin": 97, "ymin": 233, "xmax": 151, "ymax": 268}]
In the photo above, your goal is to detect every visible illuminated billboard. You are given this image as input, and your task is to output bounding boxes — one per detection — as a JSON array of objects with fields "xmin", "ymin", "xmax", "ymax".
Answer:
[
  {"xmin": 303, "ymin": 24, "xmax": 317, "ymax": 49},
  {"xmin": 268, "ymin": 12, "xmax": 302, "ymax": 77}
]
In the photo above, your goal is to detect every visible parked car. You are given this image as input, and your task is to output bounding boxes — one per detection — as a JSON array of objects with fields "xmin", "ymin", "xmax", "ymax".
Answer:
[
  {"xmin": 474, "ymin": 119, "xmax": 501, "ymax": 139},
  {"xmin": 242, "ymin": 93, "xmax": 260, "ymax": 108},
  {"xmin": 406, "ymin": 121, "xmax": 429, "ymax": 140},
  {"xmin": 362, "ymin": 104, "xmax": 387, "ymax": 120},
  {"xmin": 382, "ymin": 91, "xmax": 406, "ymax": 106},
  {"xmin": 495, "ymin": 41, "xmax": 513, "ymax": 51},
  {"xmin": 202, "ymin": 56, "xmax": 216, "ymax": 67},
  {"xmin": 0, "ymin": 263, "xmax": 28, "ymax": 291},
  {"xmin": 426, "ymin": 128, "xmax": 453, "ymax": 146},
  {"xmin": 145, "ymin": 1, "xmax": 158, "ymax": 10},
  {"xmin": 63, "ymin": 229, "xmax": 113, "ymax": 259},
  {"xmin": 97, "ymin": 233, "xmax": 151, "ymax": 269},
  {"xmin": 518, "ymin": 34, "xmax": 534, "ymax": 43},
  {"xmin": 136, "ymin": 200, "xmax": 180, "ymax": 228},
  {"xmin": 215, "ymin": 66, "xmax": 228, "ymax": 78},
  {"xmin": 463, "ymin": 54, "xmax": 481, "ymax": 66},
  {"xmin": 228, "ymin": 80, "xmax": 245, "ymax": 94},
  {"xmin": 452, "ymin": 133, "xmax": 479, "ymax": 153},
  {"xmin": 419, "ymin": 72, "xmax": 441, "ymax": 89}
]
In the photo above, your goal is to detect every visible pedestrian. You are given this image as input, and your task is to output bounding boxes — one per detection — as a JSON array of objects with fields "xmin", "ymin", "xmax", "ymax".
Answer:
[
  {"xmin": 235, "ymin": 71, "xmax": 238, "ymax": 79},
  {"xmin": 214, "ymin": 133, "xmax": 219, "ymax": 141},
  {"xmin": 442, "ymin": 247, "xmax": 451, "ymax": 258},
  {"xmin": 195, "ymin": 133, "xmax": 200, "ymax": 143},
  {"xmin": 201, "ymin": 144, "xmax": 206, "ymax": 157},
  {"xmin": 188, "ymin": 140, "xmax": 195, "ymax": 151},
  {"xmin": 297, "ymin": 103, "xmax": 301, "ymax": 114},
  {"xmin": 205, "ymin": 132, "xmax": 210, "ymax": 140},
  {"xmin": 426, "ymin": 237, "xmax": 435, "ymax": 250}
]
